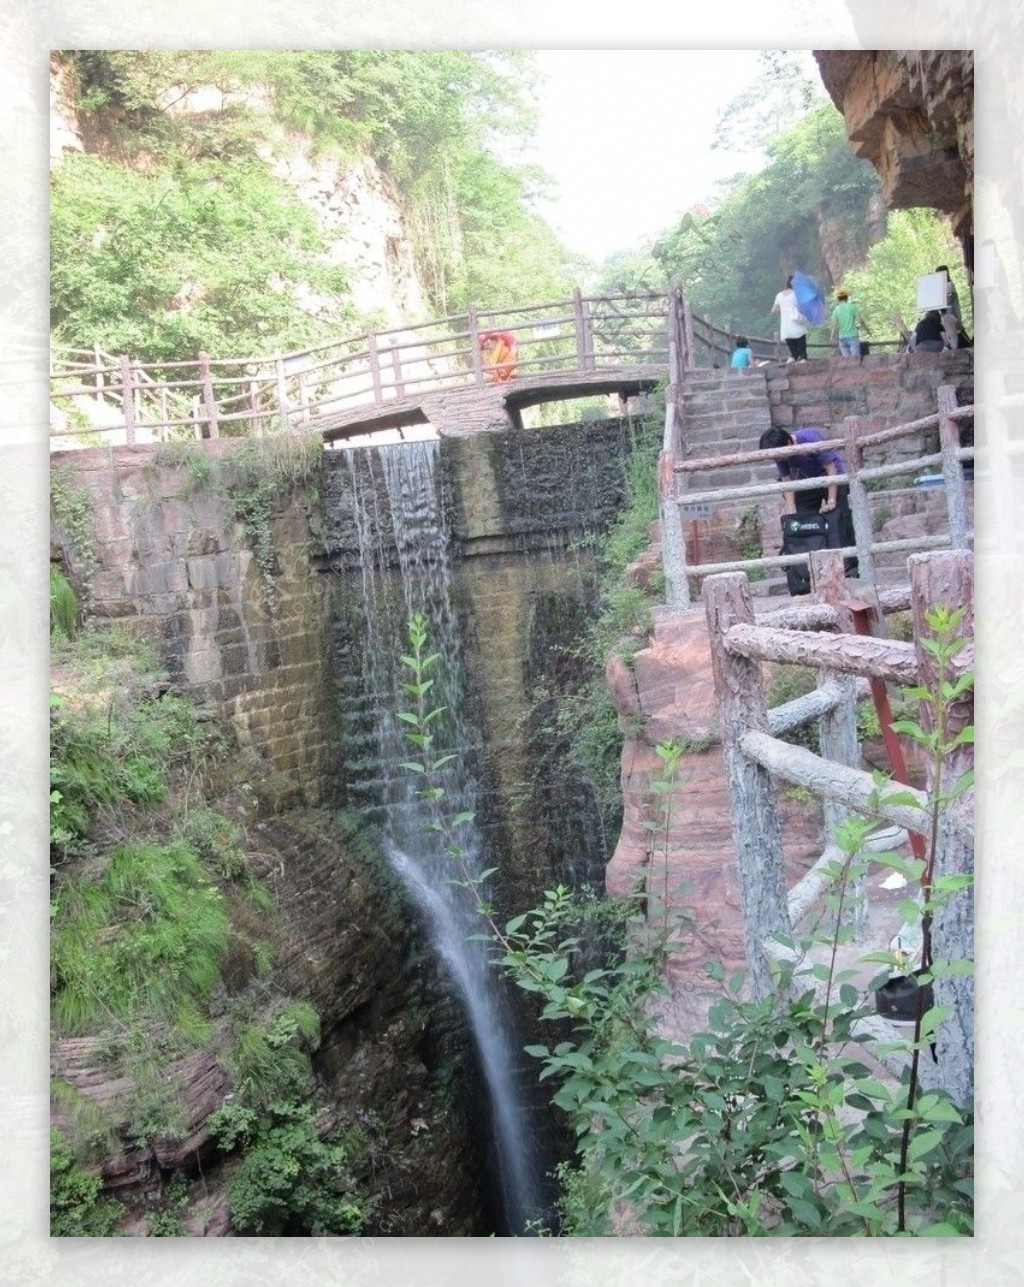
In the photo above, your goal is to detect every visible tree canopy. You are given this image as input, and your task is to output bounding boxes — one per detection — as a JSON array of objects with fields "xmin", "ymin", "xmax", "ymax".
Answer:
[
  {"xmin": 647, "ymin": 102, "xmax": 883, "ymax": 338},
  {"xmin": 50, "ymin": 51, "xmax": 577, "ymax": 363}
]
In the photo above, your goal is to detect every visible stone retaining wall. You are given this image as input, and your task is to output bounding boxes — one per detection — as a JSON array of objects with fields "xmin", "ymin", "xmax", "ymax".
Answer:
[
  {"xmin": 767, "ymin": 349, "xmax": 974, "ymax": 445},
  {"xmin": 51, "ymin": 439, "xmax": 334, "ymax": 804}
]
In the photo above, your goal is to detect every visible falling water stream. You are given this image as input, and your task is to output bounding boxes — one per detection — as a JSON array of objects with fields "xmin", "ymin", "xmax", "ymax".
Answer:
[{"xmin": 339, "ymin": 439, "xmax": 548, "ymax": 1235}]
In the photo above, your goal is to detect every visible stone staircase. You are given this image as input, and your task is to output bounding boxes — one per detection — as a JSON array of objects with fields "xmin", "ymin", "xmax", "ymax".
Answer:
[
  {"xmin": 675, "ymin": 369, "xmax": 779, "ymax": 581},
  {"xmin": 672, "ymin": 369, "xmax": 973, "ymax": 593},
  {"xmin": 678, "ymin": 368, "xmax": 773, "ymax": 479}
]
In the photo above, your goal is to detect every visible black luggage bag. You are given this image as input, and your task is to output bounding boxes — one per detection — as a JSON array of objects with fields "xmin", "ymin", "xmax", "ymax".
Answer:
[{"xmin": 779, "ymin": 511, "xmax": 843, "ymax": 595}]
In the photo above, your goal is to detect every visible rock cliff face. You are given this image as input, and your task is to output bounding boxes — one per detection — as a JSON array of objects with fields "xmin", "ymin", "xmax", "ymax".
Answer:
[
  {"xmin": 50, "ymin": 799, "xmax": 489, "ymax": 1237},
  {"xmin": 814, "ymin": 51, "xmax": 973, "ymax": 254},
  {"xmin": 47, "ymin": 57, "xmax": 430, "ymax": 332}
]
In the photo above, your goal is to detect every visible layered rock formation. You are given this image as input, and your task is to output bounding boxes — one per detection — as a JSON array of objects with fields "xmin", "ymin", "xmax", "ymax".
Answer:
[{"xmin": 814, "ymin": 51, "xmax": 973, "ymax": 255}]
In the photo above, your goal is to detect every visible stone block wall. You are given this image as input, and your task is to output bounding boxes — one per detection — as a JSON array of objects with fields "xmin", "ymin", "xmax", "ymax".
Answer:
[
  {"xmin": 51, "ymin": 439, "xmax": 334, "ymax": 803},
  {"xmin": 766, "ymin": 349, "xmax": 974, "ymax": 448},
  {"xmin": 319, "ymin": 416, "xmax": 661, "ymax": 910}
]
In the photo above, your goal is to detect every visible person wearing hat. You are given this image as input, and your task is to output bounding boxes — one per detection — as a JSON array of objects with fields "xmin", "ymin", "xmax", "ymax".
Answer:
[{"xmin": 830, "ymin": 288, "xmax": 871, "ymax": 357}]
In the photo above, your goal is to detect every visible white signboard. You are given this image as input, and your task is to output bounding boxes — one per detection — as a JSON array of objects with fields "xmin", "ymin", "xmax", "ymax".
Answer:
[
  {"xmin": 916, "ymin": 271, "xmax": 948, "ymax": 311},
  {"xmin": 680, "ymin": 502, "xmax": 714, "ymax": 521}
]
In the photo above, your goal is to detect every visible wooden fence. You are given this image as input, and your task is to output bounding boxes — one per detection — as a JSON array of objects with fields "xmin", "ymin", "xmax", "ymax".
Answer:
[
  {"xmin": 684, "ymin": 305, "xmax": 904, "ymax": 367},
  {"xmin": 703, "ymin": 548, "xmax": 973, "ymax": 1105},
  {"xmin": 660, "ymin": 383, "xmax": 974, "ymax": 608}
]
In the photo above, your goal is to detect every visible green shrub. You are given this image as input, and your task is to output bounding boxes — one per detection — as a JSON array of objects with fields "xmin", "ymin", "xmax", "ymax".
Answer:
[
  {"xmin": 50, "ymin": 632, "xmax": 208, "ymax": 857},
  {"xmin": 51, "ymin": 841, "xmax": 232, "ymax": 1034},
  {"xmin": 224, "ymin": 1101, "xmax": 367, "ymax": 1236},
  {"xmin": 50, "ymin": 567, "xmax": 79, "ymax": 640},
  {"xmin": 180, "ymin": 808, "xmax": 246, "ymax": 879},
  {"xmin": 228, "ymin": 1015, "xmax": 315, "ymax": 1109},
  {"xmin": 50, "ymin": 1128, "xmax": 123, "ymax": 1237}
]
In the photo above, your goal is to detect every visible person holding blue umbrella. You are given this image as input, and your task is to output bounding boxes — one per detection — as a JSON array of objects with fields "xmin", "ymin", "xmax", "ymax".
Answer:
[{"xmin": 771, "ymin": 275, "xmax": 808, "ymax": 362}]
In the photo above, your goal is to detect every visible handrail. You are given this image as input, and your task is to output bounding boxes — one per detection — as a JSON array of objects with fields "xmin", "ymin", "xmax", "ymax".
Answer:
[
  {"xmin": 48, "ymin": 288, "xmax": 973, "ymax": 449},
  {"xmin": 661, "ymin": 385, "xmax": 974, "ymax": 607},
  {"xmin": 703, "ymin": 549, "xmax": 973, "ymax": 1099}
]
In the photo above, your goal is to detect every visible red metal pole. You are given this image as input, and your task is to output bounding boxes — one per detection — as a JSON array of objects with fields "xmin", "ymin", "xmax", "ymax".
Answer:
[{"xmin": 847, "ymin": 598, "xmax": 927, "ymax": 863}]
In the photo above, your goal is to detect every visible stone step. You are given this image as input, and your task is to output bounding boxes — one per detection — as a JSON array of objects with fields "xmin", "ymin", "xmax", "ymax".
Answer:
[
  {"xmin": 683, "ymin": 389, "xmax": 769, "ymax": 405},
  {"xmin": 684, "ymin": 419, "xmax": 767, "ymax": 436}
]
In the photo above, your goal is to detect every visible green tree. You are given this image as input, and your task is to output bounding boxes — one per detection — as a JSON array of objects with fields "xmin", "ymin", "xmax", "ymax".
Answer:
[
  {"xmin": 52, "ymin": 49, "xmax": 574, "ymax": 350},
  {"xmin": 711, "ymin": 50, "xmax": 823, "ymax": 160},
  {"xmin": 50, "ymin": 151, "xmax": 353, "ymax": 363},
  {"xmin": 841, "ymin": 207, "xmax": 973, "ymax": 341},
  {"xmin": 652, "ymin": 102, "xmax": 882, "ymax": 339}
]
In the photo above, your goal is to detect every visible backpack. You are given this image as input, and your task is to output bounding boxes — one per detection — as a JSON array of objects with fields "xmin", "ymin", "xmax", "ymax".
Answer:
[{"xmin": 779, "ymin": 512, "xmax": 843, "ymax": 595}]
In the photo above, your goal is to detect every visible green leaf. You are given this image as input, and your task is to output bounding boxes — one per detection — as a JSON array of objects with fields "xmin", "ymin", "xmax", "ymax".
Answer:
[
  {"xmin": 943, "ymin": 769, "xmax": 973, "ymax": 799},
  {"xmin": 907, "ymin": 1128, "xmax": 945, "ymax": 1163},
  {"xmin": 889, "ymin": 718, "xmax": 928, "ymax": 742},
  {"xmin": 399, "ymin": 760, "xmax": 425, "ymax": 774}
]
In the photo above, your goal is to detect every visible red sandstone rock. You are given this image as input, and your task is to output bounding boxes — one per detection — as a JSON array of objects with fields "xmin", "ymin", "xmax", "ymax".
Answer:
[{"xmin": 605, "ymin": 603, "xmax": 824, "ymax": 1040}]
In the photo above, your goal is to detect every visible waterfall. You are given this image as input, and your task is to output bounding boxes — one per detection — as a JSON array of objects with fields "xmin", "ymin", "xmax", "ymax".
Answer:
[{"xmin": 336, "ymin": 439, "xmax": 548, "ymax": 1235}]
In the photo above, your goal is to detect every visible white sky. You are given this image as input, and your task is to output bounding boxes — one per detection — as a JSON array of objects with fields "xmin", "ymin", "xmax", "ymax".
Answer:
[{"xmin": 525, "ymin": 49, "xmax": 821, "ymax": 263}]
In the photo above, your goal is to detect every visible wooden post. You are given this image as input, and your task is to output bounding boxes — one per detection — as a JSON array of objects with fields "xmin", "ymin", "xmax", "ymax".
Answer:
[
  {"xmin": 120, "ymin": 354, "xmax": 136, "ymax": 445},
  {"xmin": 937, "ymin": 384, "xmax": 969, "ymax": 551},
  {"xmin": 297, "ymin": 367, "xmax": 310, "ymax": 423},
  {"xmin": 703, "ymin": 572, "xmax": 791, "ymax": 997},
  {"xmin": 274, "ymin": 354, "xmax": 289, "ymax": 431},
  {"xmin": 573, "ymin": 287, "xmax": 594, "ymax": 371},
  {"xmin": 249, "ymin": 380, "xmax": 263, "ymax": 438},
  {"xmin": 660, "ymin": 395, "xmax": 690, "ymax": 609},
  {"xmin": 682, "ymin": 295, "xmax": 696, "ymax": 371},
  {"xmin": 908, "ymin": 550, "xmax": 974, "ymax": 1108},
  {"xmin": 466, "ymin": 307, "xmax": 483, "ymax": 385},
  {"xmin": 702, "ymin": 313, "xmax": 714, "ymax": 366},
  {"xmin": 809, "ymin": 549, "xmax": 867, "ymax": 934},
  {"xmin": 94, "ymin": 342, "xmax": 105, "ymax": 405},
  {"xmin": 368, "ymin": 331, "xmax": 383, "ymax": 402},
  {"xmin": 389, "ymin": 340, "xmax": 406, "ymax": 396},
  {"xmin": 671, "ymin": 288, "xmax": 687, "ymax": 370},
  {"xmin": 198, "ymin": 350, "xmax": 219, "ymax": 439},
  {"xmin": 159, "ymin": 385, "xmax": 169, "ymax": 444},
  {"xmin": 660, "ymin": 318, "xmax": 690, "ymax": 609},
  {"xmin": 842, "ymin": 416, "xmax": 874, "ymax": 585}
]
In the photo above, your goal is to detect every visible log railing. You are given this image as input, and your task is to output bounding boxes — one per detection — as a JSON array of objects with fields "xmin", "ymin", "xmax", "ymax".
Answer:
[
  {"xmin": 703, "ymin": 548, "xmax": 973, "ymax": 1103},
  {"xmin": 659, "ymin": 384, "xmax": 974, "ymax": 608}
]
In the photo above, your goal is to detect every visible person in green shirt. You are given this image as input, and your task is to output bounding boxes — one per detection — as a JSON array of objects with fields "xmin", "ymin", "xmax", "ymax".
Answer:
[{"xmin": 830, "ymin": 289, "xmax": 871, "ymax": 357}]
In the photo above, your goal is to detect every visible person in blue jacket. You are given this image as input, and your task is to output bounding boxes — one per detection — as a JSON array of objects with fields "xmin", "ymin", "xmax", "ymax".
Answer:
[{"xmin": 730, "ymin": 335, "xmax": 753, "ymax": 369}]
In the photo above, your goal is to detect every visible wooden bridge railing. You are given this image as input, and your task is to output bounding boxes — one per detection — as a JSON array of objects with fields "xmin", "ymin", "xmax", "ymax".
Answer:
[
  {"xmin": 49, "ymin": 286, "xmax": 926, "ymax": 448},
  {"xmin": 660, "ymin": 384, "xmax": 974, "ymax": 608},
  {"xmin": 686, "ymin": 307, "xmax": 904, "ymax": 367},
  {"xmin": 703, "ymin": 548, "xmax": 973, "ymax": 1105},
  {"xmin": 49, "ymin": 290, "xmax": 677, "ymax": 447}
]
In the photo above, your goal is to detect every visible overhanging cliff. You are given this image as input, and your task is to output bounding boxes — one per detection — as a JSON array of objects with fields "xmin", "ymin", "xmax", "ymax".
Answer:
[{"xmin": 814, "ymin": 51, "xmax": 973, "ymax": 258}]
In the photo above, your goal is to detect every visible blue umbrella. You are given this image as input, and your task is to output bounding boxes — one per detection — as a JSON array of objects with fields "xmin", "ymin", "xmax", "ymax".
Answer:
[{"xmin": 791, "ymin": 271, "xmax": 827, "ymax": 327}]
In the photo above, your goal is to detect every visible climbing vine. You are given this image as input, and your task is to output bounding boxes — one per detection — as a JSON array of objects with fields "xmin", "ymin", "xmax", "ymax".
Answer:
[{"xmin": 50, "ymin": 464, "xmax": 100, "ymax": 605}]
